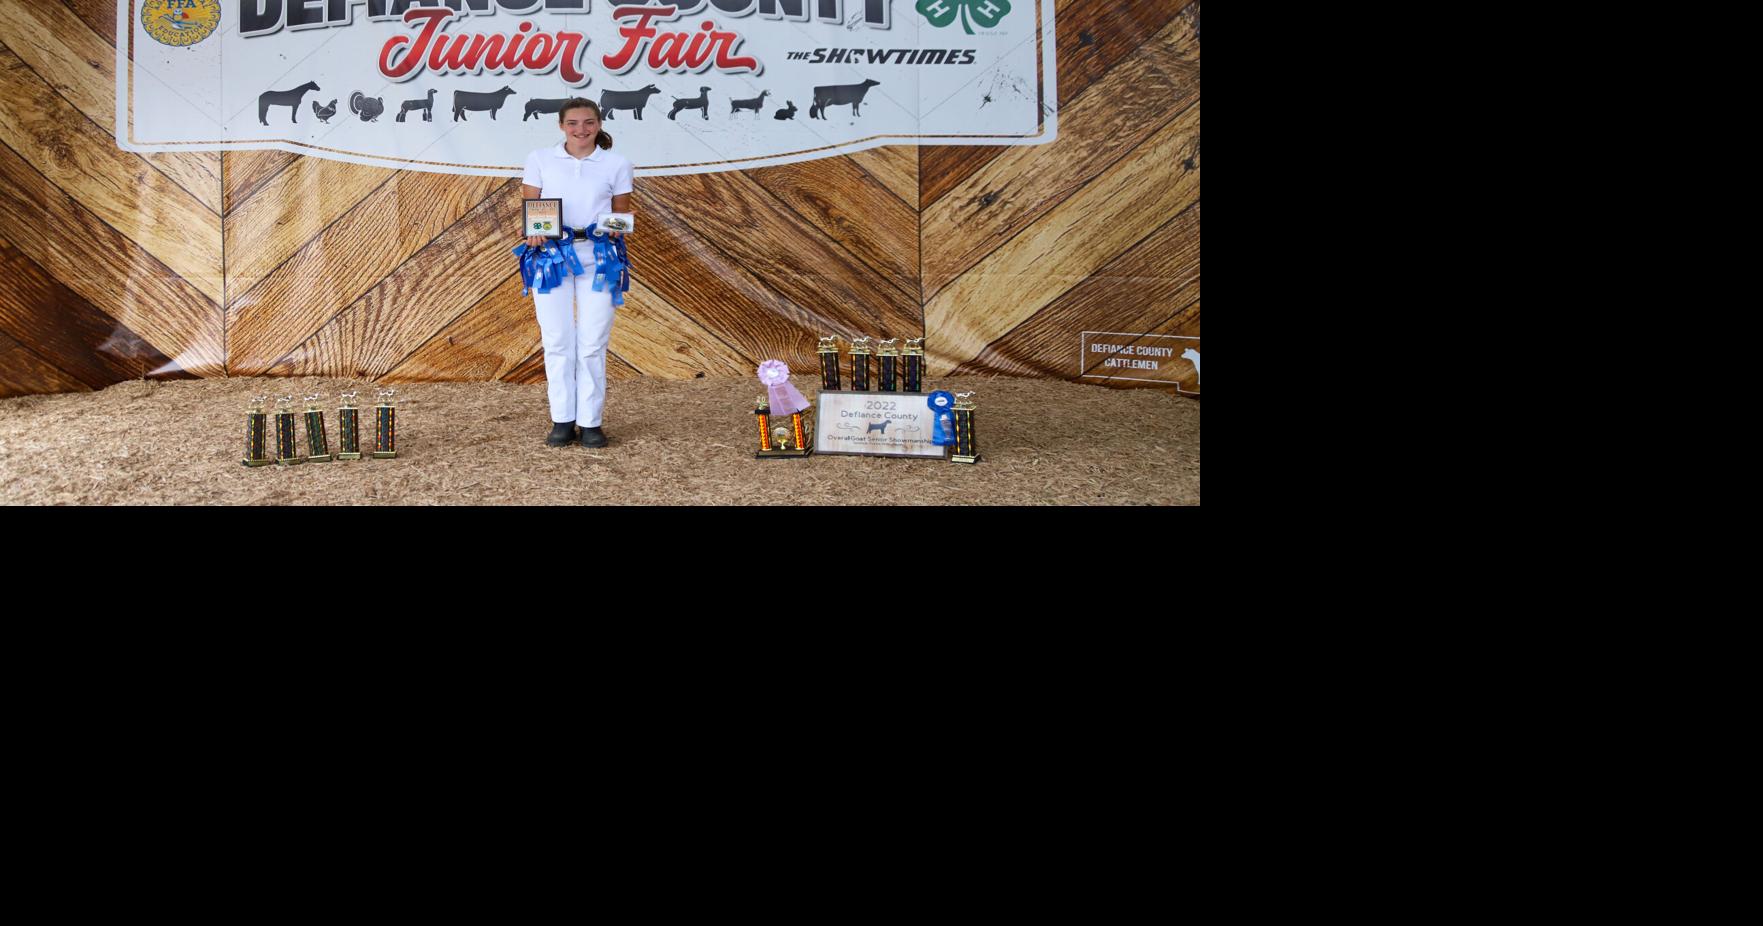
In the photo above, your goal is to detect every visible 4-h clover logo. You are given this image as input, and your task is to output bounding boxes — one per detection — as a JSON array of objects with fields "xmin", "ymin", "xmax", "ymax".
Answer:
[{"xmin": 917, "ymin": 0, "xmax": 1011, "ymax": 34}]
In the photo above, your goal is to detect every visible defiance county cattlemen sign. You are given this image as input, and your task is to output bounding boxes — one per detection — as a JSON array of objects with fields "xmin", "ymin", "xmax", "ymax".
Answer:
[{"xmin": 116, "ymin": 0, "xmax": 1057, "ymax": 175}]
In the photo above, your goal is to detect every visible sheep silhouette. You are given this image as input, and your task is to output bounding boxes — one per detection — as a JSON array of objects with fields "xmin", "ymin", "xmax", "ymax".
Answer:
[
  {"xmin": 396, "ymin": 89, "xmax": 436, "ymax": 122},
  {"xmin": 669, "ymin": 87, "xmax": 711, "ymax": 120}
]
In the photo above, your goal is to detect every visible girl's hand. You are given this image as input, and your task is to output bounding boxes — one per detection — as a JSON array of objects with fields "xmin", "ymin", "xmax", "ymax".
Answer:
[{"xmin": 526, "ymin": 235, "xmax": 546, "ymax": 249}]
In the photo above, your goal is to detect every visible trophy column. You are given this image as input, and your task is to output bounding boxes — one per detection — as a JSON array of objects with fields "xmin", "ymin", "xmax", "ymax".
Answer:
[
  {"xmin": 850, "ymin": 337, "xmax": 873, "ymax": 392},
  {"xmin": 337, "ymin": 392, "xmax": 362, "ymax": 460},
  {"xmin": 878, "ymin": 339, "xmax": 899, "ymax": 392},
  {"xmin": 755, "ymin": 398, "xmax": 772, "ymax": 453},
  {"xmin": 273, "ymin": 395, "xmax": 304, "ymax": 465},
  {"xmin": 242, "ymin": 396, "xmax": 272, "ymax": 467},
  {"xmin": 818, "ymin": 337, "xmax": 841, "ymax": 391},
  {"xmin": 903, "ymin": 338, "xmax": 925, "ymax": 393},
  {"xmin": 372, "ymin": 388, "xmax": 398, "ymax": 459},
  {"xmin": 951, "ymin": 391, "xmax": 980, "ymax": 464},
  {"xmin": 304, "ymin": 394, "xmax": 333, "ymax": 463}
]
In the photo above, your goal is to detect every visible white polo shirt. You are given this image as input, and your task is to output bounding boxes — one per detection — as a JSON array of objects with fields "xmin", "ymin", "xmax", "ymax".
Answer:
[{"xmin": 522, "ymin": 143, "xmax": 634, "ymax": 230}]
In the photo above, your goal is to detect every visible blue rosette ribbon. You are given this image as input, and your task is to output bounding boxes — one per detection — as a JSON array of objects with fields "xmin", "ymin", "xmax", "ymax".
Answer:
[
  {"xmin": 928, "ymin": 391, "xmax": 956, "ymax": 445},
  {"xmin": 586, "ymin": 222, "xmax": 631, "ymax": 307}
]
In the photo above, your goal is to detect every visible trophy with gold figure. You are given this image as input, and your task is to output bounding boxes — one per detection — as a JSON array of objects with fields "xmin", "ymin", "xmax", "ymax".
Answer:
[
  {"xmin": 337, "ymin": 391, "xmax": 362, "ymax": 460},
  {"xmin": 818, "ymin": 336, "xmax": 841, "ymax": 391},
  {"xmin": 950, "ymin": 391, "xmax": 980, "ymax": 464},
  {"xmin": 372, "ymin": 388, "xmax": 398, "ymax": 459},
  {"xmin": 273, "ymin": 395, "xmax": 304, "ymax": 465},
  {"xmin": 242, "ymin": 395, "xmax": 272, "ymax": 467},
  {"xmin": 303, "ymin": 393, "xmax": 332, "ymax": 463},
  {"xmin": 849, "ymin": 336, "xmax": 873, "ymax": 392},
  {"xmin": 903, "ymin": 338, "xmax": 925, "ymax": 393},
  {"xmin": 877, "ymin": 338, "xmax": 900, "ymax": 392}
]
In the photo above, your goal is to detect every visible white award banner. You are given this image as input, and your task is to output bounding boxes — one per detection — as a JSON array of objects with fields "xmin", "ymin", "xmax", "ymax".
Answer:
[{"xmin": 117, "ymin": 0, "xmax": 1057, "ymax": 176}]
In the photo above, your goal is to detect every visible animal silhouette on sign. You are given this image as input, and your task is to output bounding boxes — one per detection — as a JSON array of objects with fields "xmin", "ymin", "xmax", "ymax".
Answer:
[
  {"xmin": 668, "ymin": 87, "xmax": 711, "ymax": 120},
  {"xmin": 311, "ymin": 98, "xmax": 337, "ymax": 124},
  {"xmin": 865, "ymin": 420, "xmax": 892, "ymax": 435},
  {"xmin": 731, "ymin": 90, "xmax": 770, "ymax": 115},
  {"xmin": 258, "ymin": 81, "xmax": 320, "ymax": 125},
  {"xmin": 524, "ymin": 97, "xmax": 572, "ymax": 121},
  {"xmin": 1181, "ymin": 348, "xmax": 1200, "ymax": 384},
  {"xmin": 350, "ymin": 91, "xmax": 384, "ymax": 122},
  {"xmin": 809, "ymin": 79, "xmax": 880, "ymax": 119},
  {"xmin": 396, "ymin": 89, "xmax": 437, "ymax": 122},
  {"xmin": 453, "ymin": 86, "xmax": 517, "ymax": 121},
  {"xmin": 774, "ymin": 100, "xmax": 797, "ymax": 120},
  {"xmin": 599, "ymin": 85, "xmax": 661, "ymax": 120}
]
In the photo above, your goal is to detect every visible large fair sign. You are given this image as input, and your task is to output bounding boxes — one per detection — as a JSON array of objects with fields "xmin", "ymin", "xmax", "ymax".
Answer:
[{"xmin": 117, "ymin": 0, "xmax": 1056, "ymax": 175}]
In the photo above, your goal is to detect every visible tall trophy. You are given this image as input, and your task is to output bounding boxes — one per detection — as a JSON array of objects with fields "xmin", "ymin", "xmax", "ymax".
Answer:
[
  {"xmin": 755, "ymin": 360, "xmax": 812, "ymax": 458},
  {"xmin": 273, "ymin": 395, "xmax": 304, "ymax": 465},
  {"xmin": 303, "ymin": 393, "xmax": 332, "ymax": 463},
  {"xmin": 242, "ymin": 395, "xmax": 272, "ymax": 467},
  {"xmin": 877, "ymin": 338, "xmax": 900, "ymax": 392},
  {"xmin": 903, "ymin": 338, "xmax": 925, "ymax": 393},
  {"xmin": 849, "ymin": 336, "xmax": 873, "ymax": 392},
  {"xmin": 337, "ymin": 391, "xmax": 362, "ymax": 460},
  {"xmin": 950, "ymin": 391, "xmax": 980, "ymax": 464},
  {"xmin": 754, "ymin": 396, "xmax": 773, "ymax": 453},
  {"xmin": 818, "ymin": 336, "xmax": 841, "ymax": 391},
  {"xmin": 372, "ymin": 388, "xmax": 398, "ymax": 459}
]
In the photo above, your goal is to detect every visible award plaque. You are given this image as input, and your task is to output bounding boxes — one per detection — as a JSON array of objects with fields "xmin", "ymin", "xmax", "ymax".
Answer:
[
  {"xmin": 814, "ymin": 391, "xmax": 945, "ymax": 459},
  {"xmin": 877, "ymin": 338, "xmax": 900, "ymax": 392},
  {"xmin": 524, "ymin": 198, "xmax": 562, "ymax": 238},
  {"xmin": 372, "ymin": 388, "xmax": 398, "ymax": 459},
  {"xmin": 273, "ymin": 395, "xmax": 304, "ymax": 465},
  {"xmin": 849, "ymin": 336, "xmax": 873, "ymax": 392},
  {"xmin": 903, "ymin": 338, "xmax": 925, "ymax": 393},
  {"xmin": 242, "ymin": 395, "xmax": 272, "ymax": 467},
  {"xmin": 303, "ymin": 394, "xmax": 332, "ymax": 463},
  {"xmin": 950, "ymin": 391, "xmax": 980, "ymax": 464},
  {"xmin": 337, "ymin": 391, "xmax": 362, "ymax": 460},
  {"xmin": 817, "ymin": 336, "xmax": 841, "ymax": 391}
]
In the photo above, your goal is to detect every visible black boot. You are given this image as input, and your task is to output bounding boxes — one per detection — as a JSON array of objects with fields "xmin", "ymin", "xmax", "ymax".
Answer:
[
  {"xmin": 546, "ymin": 421, "xmax": 577, "ymax": 446},
  {"xmin": 578, "ymin": 426, "xmax": 608, "ymax": 448}
]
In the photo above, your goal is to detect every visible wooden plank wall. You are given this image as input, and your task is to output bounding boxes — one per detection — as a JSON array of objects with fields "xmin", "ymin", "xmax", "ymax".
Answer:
[{"xmin": 0, "ymin": 0, "xmax": 1199, "ymax": 399}]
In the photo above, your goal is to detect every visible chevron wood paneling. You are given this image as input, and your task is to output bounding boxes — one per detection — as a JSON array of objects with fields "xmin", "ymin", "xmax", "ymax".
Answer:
[{"xmin": 1, "ymin": 0, "xmax": 1199, "ymax": 400}]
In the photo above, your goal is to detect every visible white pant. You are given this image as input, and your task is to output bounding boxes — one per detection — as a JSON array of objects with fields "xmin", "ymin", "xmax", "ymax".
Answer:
[{"xmin": 532, "ymin": 243, "xmax": 616, "ymax": 427}]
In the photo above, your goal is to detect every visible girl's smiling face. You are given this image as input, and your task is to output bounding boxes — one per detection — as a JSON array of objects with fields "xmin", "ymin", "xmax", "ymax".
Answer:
[{"xmin": 561, "ymin": 107, "xmax": 600, "ymax": 145}]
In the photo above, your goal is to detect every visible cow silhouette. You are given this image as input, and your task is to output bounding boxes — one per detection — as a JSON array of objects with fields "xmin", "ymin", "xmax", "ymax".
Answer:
[
  {"xmin": 453, "ymin": 86, "xmax": 516, "ymax": 121},
  {"xmin": 599, "ymin": 85, "xmax": 662, "ymax": 120},
  {"xmin": 809, "ymin": 79, "xmax": 880, "ymax": 119},
  {"xmin": 1182, "ymin": 348, "xmax": 1200, "ymax": 384}
]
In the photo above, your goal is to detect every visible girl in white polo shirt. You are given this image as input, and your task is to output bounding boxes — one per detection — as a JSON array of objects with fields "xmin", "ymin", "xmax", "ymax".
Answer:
[{"xmin": 522, "ymin": 98, "xmax": 634, "ymax": 448}]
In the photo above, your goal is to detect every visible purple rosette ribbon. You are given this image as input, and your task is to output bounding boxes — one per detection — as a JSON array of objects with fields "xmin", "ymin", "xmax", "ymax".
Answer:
[{"xmin": 757, "ymin": 360, "xmax": 811, "ymax": 416}]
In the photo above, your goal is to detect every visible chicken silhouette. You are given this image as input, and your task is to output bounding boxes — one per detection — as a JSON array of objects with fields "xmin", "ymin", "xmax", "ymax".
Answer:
[{"xmin": 312, "ymin": 98, "xmax": 337, "ymax": 124}]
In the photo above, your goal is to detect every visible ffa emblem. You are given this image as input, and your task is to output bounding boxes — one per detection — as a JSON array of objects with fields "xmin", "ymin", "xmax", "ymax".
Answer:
[{"xmin": 143, "ymin": 0, "xmax": 221, "ymax": 48}]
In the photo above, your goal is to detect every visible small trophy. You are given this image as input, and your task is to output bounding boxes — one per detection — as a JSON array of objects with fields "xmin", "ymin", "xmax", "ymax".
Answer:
[
  {"xmin": 273, "ymin": 395, "xmax": 304, "ymax": 465},
  {"xmin": 372, "ymin": 388, "xmax": 398, "ymax": 459},
  {"xmin": 951, "ymin": 391, "xmax": 980, "ymax": 464},
  {"xmin": 817, "ymin": 336, "xmax": 841, "ymax": 391},
  {"xmin": 303, "ymin": 394, "xmax": 332, "ymax": 463},
  {"xmin": 337, "ymin": 391, "xmax": 362, "ymax": 460},
  {"xmin": 242, "ymin": 395, "xmax": 272, "ymax": 467},
  {"xmin": 524, "ymin": 198, "xmax": 562, "ymax": 238},
  {"xmin": 755, "ymin": 361, "xmax": 812, "ymax": 458},
  {"xmin": 849, "ymin": 336, "xmax": 873, "ymax": 392},
  {"xmin": 903, "ymin": 338, "xmax": 925, "ymax": 393}
]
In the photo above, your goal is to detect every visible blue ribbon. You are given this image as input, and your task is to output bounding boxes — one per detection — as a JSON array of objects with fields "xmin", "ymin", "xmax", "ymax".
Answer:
[
  {"xmin": 511, "ymin": 228, "xmax": 590, "ymax": 296},
  {"xmin": 928, "ymin": 391, "xmax": 956, "ymax": 445},
  {"xmin": 585, "ymin": 223, "xmax": 630, "ymax": 307}
]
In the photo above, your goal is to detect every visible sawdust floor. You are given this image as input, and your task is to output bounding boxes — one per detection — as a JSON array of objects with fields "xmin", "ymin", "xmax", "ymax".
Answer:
[{"xmin": 0, "ymin": 375, "xmax": 1200, "ymax": 505}]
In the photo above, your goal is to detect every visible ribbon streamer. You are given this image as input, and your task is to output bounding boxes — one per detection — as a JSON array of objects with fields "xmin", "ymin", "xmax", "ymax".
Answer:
[
  {"xmin": 757, "ymin": 360, "xmax": 811, "ymax": 416},
  {"xmin": 928, "ymin": 391, "xmax": 956, "ymax": 445}
]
